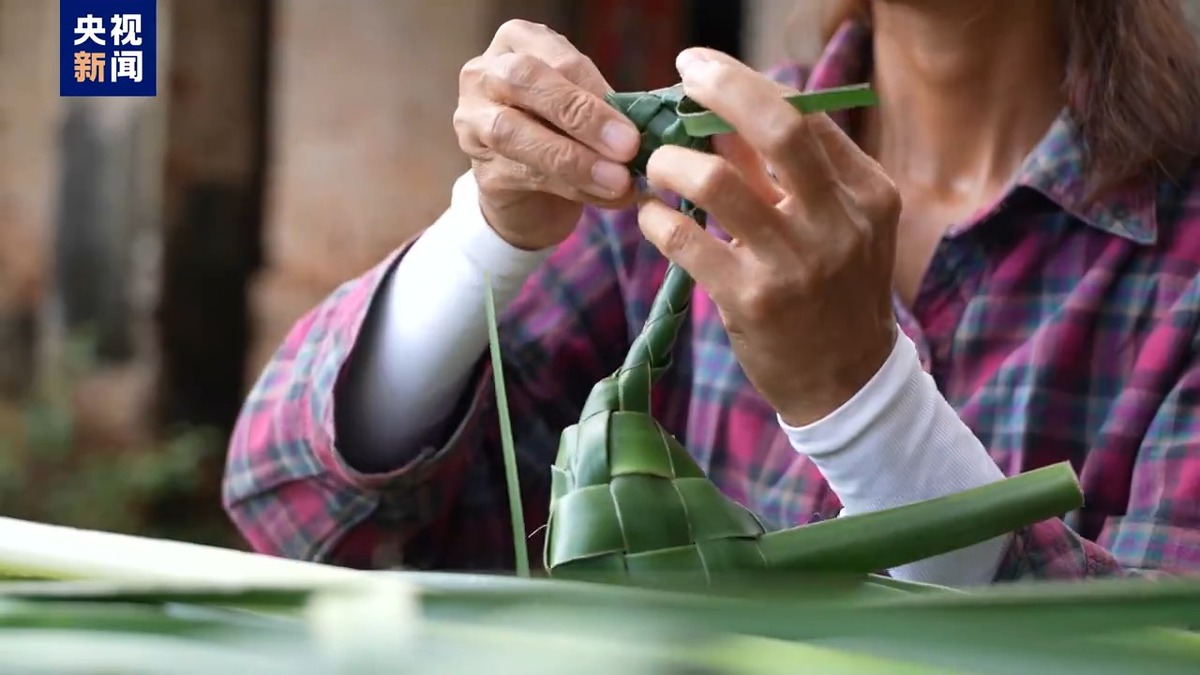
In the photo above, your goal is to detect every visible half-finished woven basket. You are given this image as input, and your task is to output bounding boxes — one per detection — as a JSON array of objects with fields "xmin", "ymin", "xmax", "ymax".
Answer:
[{"xmin": 542, "ymin": 83, "xmax": 1083, "ymax": 587}]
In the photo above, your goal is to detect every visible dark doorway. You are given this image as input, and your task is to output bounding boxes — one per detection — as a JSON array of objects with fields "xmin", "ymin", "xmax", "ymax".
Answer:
[
  {"xmin": 156, "ymin": 0, "xmax": 272, "ymax": 438},
  {"xmin": 687, "ymin": 0, "xmax": 745, "ymax": 59},
  {"xmin": 566, "ymin": 0, "xmax": 745, "ymax": 91}
]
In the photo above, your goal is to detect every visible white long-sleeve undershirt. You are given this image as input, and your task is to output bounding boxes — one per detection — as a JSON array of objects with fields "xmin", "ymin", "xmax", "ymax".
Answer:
[{"xmin": 346, "ymin": 170, "xmax": 1009, "ymax": 586}]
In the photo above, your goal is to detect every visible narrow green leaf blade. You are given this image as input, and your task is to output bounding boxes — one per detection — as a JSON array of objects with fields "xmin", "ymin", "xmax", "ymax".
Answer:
[
  {"xmin": 699, "ymin": 633, "xmax": 971, "ymax": 675},
  {"xmin": 0, "ymin": 516, "xmax": 365, "ymax": 585},
  {"xmin": 758, "ymin": 461, "xmax": 1082, "ymax": 574},
  {"xmin": 484, "ymin": 275, "xmax": 530, "ymax": 577},
  {"xmin": 678, "ymin": 83, "xmax": 879, "ymax": 137}
]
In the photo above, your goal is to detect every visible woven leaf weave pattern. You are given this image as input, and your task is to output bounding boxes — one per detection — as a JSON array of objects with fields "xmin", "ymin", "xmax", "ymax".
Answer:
[{"xmin": 544, "ymin": 86, "xmax": 778, "ymax": 585}]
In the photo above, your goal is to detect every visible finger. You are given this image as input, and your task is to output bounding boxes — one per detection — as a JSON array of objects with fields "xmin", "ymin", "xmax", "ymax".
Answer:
[
  {"xmin": 799, "ymin": 111, "xmax": 901, "ymax": 231},
  {"xmin": 462, "ymin": 103, "xmax": 632, "ymax": 199},
  {"xmin": 645, "ymin": 146, "xmax": 787, "ymax": 253},
  {"xmin": 711, "ymin": 133, "xmax": 786, "ymax": 206},
  {"xmin": 462, "ymin": 51, "xmax": 641, "ymax": 163},
  {"xmin": 483, "ymin": 19, "xmax": 640, "ymax": 163},
  {"xmin": 478, "ymin": 156, "xmax": 639, "ymax": 210},
  {"xmin": 637, "ymin": 195, "xmax": 740, "ymax": 298},
  {"xmin": 674, "ymin": 48, "xmax": 838, "ymax": 211},
  {"xmin": 727, "ymin": 79, "xmax": 853, "ymax": 202},
  {"xmin": 488, "ymin": 19, "xmax": 611, "ymax": 96},
  {"xmin": 805, "ymin": 112, "xmax": 888, "ymax": 191}
]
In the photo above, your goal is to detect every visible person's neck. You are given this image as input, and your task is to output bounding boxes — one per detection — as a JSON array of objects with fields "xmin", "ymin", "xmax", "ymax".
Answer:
[{"xmin": 860, "ymin": 0, "xmax": 1066, "ymax": 196}]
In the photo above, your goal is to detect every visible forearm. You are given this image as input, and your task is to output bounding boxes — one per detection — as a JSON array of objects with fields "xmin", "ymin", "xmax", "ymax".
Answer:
[
  {"xmin": 780, "ymin": 330, "xmax": 1011, "ymax": 586},
  {"xmin": 336, "ymin": 171, "xmax": 552, "ymax": 473}
]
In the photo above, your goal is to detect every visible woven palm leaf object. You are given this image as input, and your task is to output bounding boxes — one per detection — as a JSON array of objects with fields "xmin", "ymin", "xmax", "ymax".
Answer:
[{"xmin": 542, "ymin": 83, "xmax": 1085, "ymax": 586}]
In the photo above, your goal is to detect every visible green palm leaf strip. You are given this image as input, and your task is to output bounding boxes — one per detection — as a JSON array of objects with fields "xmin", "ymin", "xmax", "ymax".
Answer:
[
  {"xmin": 0, "ymin": 514, "xmax": 1199, "ymax": 672},
  {"xmin": 484, "ymin": 275, "xmax": 530, "ymax": 577},
  {"xmin": 678, "ymin": 82, "xmax": 879, "ymax": 136},
  {"xmin": 542, "ymin": 81, "xmax": 1086, "ymax": 584}
]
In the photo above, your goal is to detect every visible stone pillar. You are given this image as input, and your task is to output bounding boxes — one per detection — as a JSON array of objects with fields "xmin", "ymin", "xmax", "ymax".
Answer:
[
  {"xmin": 49, "ymin": 1, "xmax": 173, "ymax": 448},
  {"xmin": 249, "ymin": 0, "xmax": 496, "ymax": 379},
  {"xmin": 156, "ymin": 0, "xmax": 269, "ymax": 433},
  {"xmin": 0, "ymin": 0, "xmax": 61, "ymax": 399},
  {"xmin": 0, "ymin": 0, "xmax": 174, "ymax": 443}
]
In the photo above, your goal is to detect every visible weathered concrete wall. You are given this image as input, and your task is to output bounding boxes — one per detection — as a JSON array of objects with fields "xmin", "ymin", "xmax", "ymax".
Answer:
[
  {"xmin": 0, "ymin": 0, "xmax": 175, "ymax": 445},
  {"xmin": 8, "ymin": 0, "xmax": 1189, "ymax": 408},
  {"xmin": 156, "ymin": 0, "xmax": 268, "ymax": 433},
  {"xmin": 51, "ymin": 0, "xmax": 173, "ymax": 448},
  {"xmin": 0, "ymin": 0, "xmax": 61, "ymax": 398},
  {"xmin": 249, "ymin": 0, "xmax": 498, "ymax": 379},
  {"xmin": 249, "ymin": 0, "xmax": 1200, "ymax": 384}
]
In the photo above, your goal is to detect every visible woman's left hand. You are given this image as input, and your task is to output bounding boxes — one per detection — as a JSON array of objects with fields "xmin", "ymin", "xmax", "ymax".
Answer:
[{"xmin": 638, "ymin": 48, "xmax": 902, "ymax": 427}]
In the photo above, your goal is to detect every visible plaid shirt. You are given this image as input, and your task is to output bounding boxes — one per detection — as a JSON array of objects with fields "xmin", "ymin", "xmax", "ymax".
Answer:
[{"xmin": 223, "ymin": 21, "xmax": 1200, "ymax": 579}]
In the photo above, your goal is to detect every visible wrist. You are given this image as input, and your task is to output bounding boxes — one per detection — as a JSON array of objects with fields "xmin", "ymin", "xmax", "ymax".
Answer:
[
  {"xmin": 777, "ymin": 327, "xmax": 915, "ymax": 457},
  {"xmin": 776, "ymin": 323, "xmax": 898, "ymax": 428},
  {"xmin": 444, "ymin": 171, "xmax": 555, "ymax": 282},
  {"xmin": 477, "ymin": 190, "xmax": 579, "ymax": 253}
]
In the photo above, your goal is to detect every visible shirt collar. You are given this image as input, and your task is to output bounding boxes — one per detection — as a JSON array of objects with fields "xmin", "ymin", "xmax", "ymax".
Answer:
[{"xmin": 803, "ymin": 20, "xmax": 1159, "ymax": 245}]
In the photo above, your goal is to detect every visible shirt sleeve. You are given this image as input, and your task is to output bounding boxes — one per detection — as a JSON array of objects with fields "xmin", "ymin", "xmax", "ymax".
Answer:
[
  {"xmin": 333, "ymin": 171, "xmax": 554, "ymax": 473},
  {"xmin": 780, "ymin": 331, "xmax": 1012, "ymax": 586},
  {"xmin": 996, "ymin": 351, "xmax": 1200, "ymax": 580},
  {"xmin": 221, "ymin": 194, "xmax": 644, "ymax": 570},
  {"xmin": 783, "ymin": 327, "xmax": 1200, "ymax": 584}
]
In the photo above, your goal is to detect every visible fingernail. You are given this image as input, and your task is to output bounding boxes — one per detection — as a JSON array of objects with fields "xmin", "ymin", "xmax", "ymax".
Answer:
[
  {"xmin": 592, "ymin": 159, "xmax": 629, "ymax": 193},
  {"xmin": 601, "ymin": 121, "xmax": 640, "ymax": 157},
  {"xmin": 675, "ymin": 49, "xmax": 708, "ymax": 75},
  {"xmin": 680, "ymin": 58, "xmax": 719, "ymax": 86}
]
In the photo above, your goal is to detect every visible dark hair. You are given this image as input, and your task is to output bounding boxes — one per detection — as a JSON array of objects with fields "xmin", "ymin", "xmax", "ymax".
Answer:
[{"xmin": 820, "ymin": 0, "xmax": 1200, "ymax": 198}]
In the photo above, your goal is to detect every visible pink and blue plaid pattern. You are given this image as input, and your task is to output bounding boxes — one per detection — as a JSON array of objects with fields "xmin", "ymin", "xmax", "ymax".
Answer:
[{"xmin": 223, "ymin": 21, "xmax": 1200, "ymax": 579}]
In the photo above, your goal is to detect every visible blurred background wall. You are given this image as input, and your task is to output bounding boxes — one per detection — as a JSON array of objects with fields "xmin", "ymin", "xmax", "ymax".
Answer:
[
  {"xmin": 0, "ymin": 0, "xmax": 823, "ymax": 546},
  {"xmin": 1, "ymin": 0, "xmax": 1198, "ymax": 546}
]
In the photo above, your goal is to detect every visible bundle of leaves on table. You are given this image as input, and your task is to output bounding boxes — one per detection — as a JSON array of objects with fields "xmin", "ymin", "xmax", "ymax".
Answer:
[
  {"xmin": 0, "ymin": 83, "xmax": 1196, "ymax": 675},
  {"xmin": 1, "ymin": 518, "xmax": 1199, "ymax": 675}
]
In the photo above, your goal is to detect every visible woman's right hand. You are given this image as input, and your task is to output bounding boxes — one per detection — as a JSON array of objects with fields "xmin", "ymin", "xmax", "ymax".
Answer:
[{"xmin": 454, "ymin": 20, "xmax": 643, "ymax": 251}]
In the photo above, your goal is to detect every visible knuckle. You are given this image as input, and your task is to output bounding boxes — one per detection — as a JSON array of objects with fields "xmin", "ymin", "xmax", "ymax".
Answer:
[
  {"xmin": 660, "ymin": 216, "xmax": 695, "ymax": 257},
  {"xmin": 522, "ymin": 19, "xmax": 553, "ymax": 33},
  {"xmin": 737, "ymin": 277, "xmax": 788, "ymax": 320},
  {"xmin": 765, "ymin": 114, "xmax": 810, "ymax": 156},
  {"xmin": 458, "ymin": 56, "xmax": 485, "ymax": 92},
  {"xmin": 736, "ymin": 284, "xmax": 772, "ymax": 321},
  {"xmin": 512, "ymin": 161, "xmax": 547, "ymax": 189},
  {"xmin": 868, "ymin": 179, "xmax": 903, "ymax": 225},
  {"xmin": 480, "ymin": 160, "xmax": 541, "ymax": 194},
  {"xmin": 829, "ymin": 228, "xmax": 863, "ymax": 263},
  {"xmin": 554, "ymin": 52, "xmax": 594, "ymax": 79},
  {"xmin": 694, "ymin": 159, "xmax": 737, "ymax": 202},
  {"xmin": 497, "ymin": 18, "xmax": 535, "ymax": 39},
  {"xmin": 454, "ymin": 105, "xmax": 492, "ymax": 157},
  {"xmin": 482, "ymin": 108, "xmax": 518, "ymax": 149},
  {"xmin": 540, "ymin": 140, "xmax": 580, "ymax": 177},
  {"xmin": 452, "ymin": 106, "xmax": 473, "ymax": 143},
  {"xmin": 553, "ymin": 91, "xmax": 596, "ymax": 134},
  {"xmin": 495, "ymin": 52, "xmax": 539, "ymax": 89}
]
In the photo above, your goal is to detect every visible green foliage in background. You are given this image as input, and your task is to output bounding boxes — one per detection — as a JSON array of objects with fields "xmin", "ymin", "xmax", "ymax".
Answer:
[{"xmin": 0, "ymin": 331, "xmax": 236, "ymax": 547}]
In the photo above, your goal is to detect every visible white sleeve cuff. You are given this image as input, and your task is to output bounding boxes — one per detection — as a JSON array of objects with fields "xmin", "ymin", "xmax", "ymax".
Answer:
[
  {"xmin": 443, "ymin": 170, "xmax": 555, "ymax": 284},
  {"xmin": 349, "ymin": 170, "xmax": 552, "ymax": 453},
  {"xmin": 778, "ymin": 330, "xmax": 1010, "ymax": 586}
]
